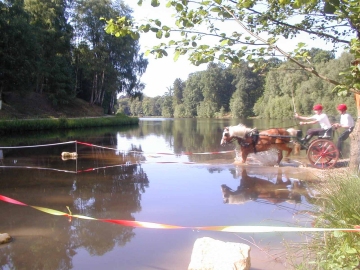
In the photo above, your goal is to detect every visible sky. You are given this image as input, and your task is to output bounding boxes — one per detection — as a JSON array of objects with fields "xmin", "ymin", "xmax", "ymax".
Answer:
[{"xmin": 123, "ymin": 1, "xmax": 349, "ymax": 98}]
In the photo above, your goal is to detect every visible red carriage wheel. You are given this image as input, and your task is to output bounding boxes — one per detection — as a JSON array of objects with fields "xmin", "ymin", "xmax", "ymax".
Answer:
[{"xmin": 307, "ymin": 139, "xmax": 339, "ymax": 169}]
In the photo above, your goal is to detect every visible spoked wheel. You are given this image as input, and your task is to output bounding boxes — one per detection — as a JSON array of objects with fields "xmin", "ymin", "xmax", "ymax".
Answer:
[{"xmin": 307, "ymin": 139, "xmax": 339, "ymax": 169}]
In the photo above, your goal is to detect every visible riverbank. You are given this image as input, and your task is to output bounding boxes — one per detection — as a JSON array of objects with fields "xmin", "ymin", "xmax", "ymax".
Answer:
[
  {"xmin": 0, "ymin": 92, "xmax": 106, "ymax": 119},
  {"xmin": 0, "ymin": 92, "xmax": 139, "ymax": 133}
]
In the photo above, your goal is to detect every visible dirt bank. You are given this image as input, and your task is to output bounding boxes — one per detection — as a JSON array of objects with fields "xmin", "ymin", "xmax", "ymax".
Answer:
[{"xmin": 0, "ymin": 92, "xmax": 105, "ymax": 119}]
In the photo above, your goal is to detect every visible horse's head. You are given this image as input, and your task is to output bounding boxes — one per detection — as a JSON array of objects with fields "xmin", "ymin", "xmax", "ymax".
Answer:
[
  {"xmin": 221, "ymin": 184, "xmax": 249, "ymax": 204},
  {"xmin": 220, "ymin": 124, "xmax": 252, "ymax": 146},
  {"xmin": 220, "ymin": 127, "xmax": 231, "ymax": 146}
]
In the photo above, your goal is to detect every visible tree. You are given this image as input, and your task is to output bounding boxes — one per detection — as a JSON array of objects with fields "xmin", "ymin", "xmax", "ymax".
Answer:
[
  {"xmin": 0, "ymin": 0, "xmax": 38, "ymax": 96},
  {"xmin": 161, "ymin": 87, "xmax": 174, "ymax": 117},
  {"xmin": 105, "ymin": 0, "xmax": 360, "ymax": 171},
  {"xmin": 182, "ymin": 72, "xmax": 204, "ymax": 117},
  {"xmin": 24, "ymin": 0, "xmax": 74, "ymax": 104},
  {"xmin": 72, "ymin": 0, "xmax": 148, "ymax": 112},
  {"xmin": 230, "ymin": 62, "xmax": 264, "ymax": 118},
  {"xmin": 200, "ymin": 62, "xmax": 235, "ymax": 115},
  {"xmin": 172, "ymin": 78, "xmax": 185, "ymax": 106}
]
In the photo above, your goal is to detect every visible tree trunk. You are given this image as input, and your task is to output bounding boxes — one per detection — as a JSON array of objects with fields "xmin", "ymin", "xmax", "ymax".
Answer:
[
  {"xmin": 349, "ymin": 93, "xmax": 360, "ymax": 172},
  {"xmin": 90, "ymin": 73, "xmax": 98, "ymax": 105}
]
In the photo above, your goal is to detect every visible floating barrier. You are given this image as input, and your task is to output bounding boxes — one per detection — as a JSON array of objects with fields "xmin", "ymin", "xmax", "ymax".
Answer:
[
  {"xmin": 0, "ymin": 141, "xmax": 233, "ymax": 173},
  {"xmin": 0, "ymin": 140, "xmax": 235, "ymax": 156},
  {"xmin": 76, "ymin": 141, "xmax": 235, "ymax": 156}
]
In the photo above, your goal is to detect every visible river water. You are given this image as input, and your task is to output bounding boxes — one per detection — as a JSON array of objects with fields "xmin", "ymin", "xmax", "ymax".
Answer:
[{"xmin": 0, "ymin": 118, "xmax": 345, "ymax": 269}]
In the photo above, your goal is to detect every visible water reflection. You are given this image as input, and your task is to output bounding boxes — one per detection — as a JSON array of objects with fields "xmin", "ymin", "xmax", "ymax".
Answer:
[{"xmin": 221, "ymin": 168, "xmax": 310, "ymax": 205}]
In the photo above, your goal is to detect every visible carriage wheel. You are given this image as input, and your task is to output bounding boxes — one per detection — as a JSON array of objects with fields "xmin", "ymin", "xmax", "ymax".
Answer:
[{"xmin": 307, "ymin": 139, "xmax": 339, "ymax": 169}]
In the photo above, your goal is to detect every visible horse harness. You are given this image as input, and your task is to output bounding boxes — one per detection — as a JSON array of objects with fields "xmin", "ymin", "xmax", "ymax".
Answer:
[
  {"xmin": 238, "ymin": 129, "xmax": 288, "ymax": 154},
  {"xmin": 238, "ymin": 129, "xmax": 260, "ymax": 153}
]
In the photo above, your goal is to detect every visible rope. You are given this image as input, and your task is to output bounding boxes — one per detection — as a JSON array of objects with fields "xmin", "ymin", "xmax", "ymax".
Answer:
[
  {"xmin": 0, "ymin": 165, "xmax": 76, "ymax": 173},
  {"xmin": 0, "ymin": 141, "xmax": 76, "ymax": 149}
]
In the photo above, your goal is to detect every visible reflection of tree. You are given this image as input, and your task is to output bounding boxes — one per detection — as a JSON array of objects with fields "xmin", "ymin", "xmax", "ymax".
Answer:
[
  {"xmin": 131, "ymin": 118, "xmax": 236, "ymax": 163},
  {"xmin": 0, "ymin": 130, "xmax": 149, "ymax": 269}
]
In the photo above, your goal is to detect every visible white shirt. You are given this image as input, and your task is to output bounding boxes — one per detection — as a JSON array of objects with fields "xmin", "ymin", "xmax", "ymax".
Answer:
[
  {"xmin": 340, "ymin": 113, "xmax": 354, "ymax": 128},
  {"xmin": 311, "ymin": 113, "xmax": 332, "ymax": 129}
]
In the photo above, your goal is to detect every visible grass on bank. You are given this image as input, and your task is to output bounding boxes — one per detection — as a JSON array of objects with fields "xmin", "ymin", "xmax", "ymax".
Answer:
[
  {"xmin": 0, "ymin": 113, "xmax": 139, "ymax": 134},
  {"xmin": 286, "ymin": 171, "xmax": 360, "ymax": 269}
]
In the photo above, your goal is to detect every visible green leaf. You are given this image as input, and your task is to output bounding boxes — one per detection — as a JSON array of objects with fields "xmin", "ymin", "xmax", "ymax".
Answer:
[
  {"xmin": 176, "ymin": 3, "xmax": 184, "ymax": 11},
  {"xmin": 345, "ymin": 247, "xmax": 357, "ymax": 254},
  {"xmin": 199, "ymin": 45, "xmax": 210, "ymax": 49},
  {"xmin": 210, "ymin": 7, "xmax": 222, "ymax": 13},
  {"xmin": 297, "ymin": 42, "xmax": 306, "ymax": 48},
  {"xmin": 162, "ymin": 26, "xmax": 170, "ymax": 31},
  {"xmin": 156, "ymin": 30, "xmax": 163, "ymax": 38},
  {"xmin": 324, "ymin": 0, "xmax": 339, "ymax": 14},
  {"xmin": 174, "ymin": 50, "xmax": 181, "ymax": 62},
  {"xmin": 214, "ymin": 0, "xmax": 222, "ymax": 4},
  {"xmin": 151, "ymin": 0, "xmax": 160, "ymax": 7},
  {"xmin": 220, "ymin": 39, "xmax": 229, "ymax": 46},
  {"xmin": 130, "ymin": 32, "xmax": 140, "ymax": 40}
]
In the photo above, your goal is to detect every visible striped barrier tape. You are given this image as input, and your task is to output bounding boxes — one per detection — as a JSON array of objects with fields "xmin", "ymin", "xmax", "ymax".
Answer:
[{"xmin": 1, "ymin": 195, "xmax": 360, "ymax": 233}]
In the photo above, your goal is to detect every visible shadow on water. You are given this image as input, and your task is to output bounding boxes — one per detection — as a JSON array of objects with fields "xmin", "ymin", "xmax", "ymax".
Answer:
[{"xmin": 0, "ymin": 118, "xmax": 330, "ymax": 269}]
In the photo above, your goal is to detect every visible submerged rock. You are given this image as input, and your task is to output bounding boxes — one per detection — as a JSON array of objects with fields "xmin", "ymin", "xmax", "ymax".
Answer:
[
  {"xmin": 0, "ymin": 233, "xmax": 12, "ymax": 244},
  {"xmin": 188, "ymin": 237, "xmax": 251, "ymax": 270}
]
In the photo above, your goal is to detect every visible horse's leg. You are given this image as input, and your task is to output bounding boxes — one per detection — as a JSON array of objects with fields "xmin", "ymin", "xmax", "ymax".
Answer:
[
  {"xmin": 241, "ymin": 147, "xmax": 249, "ymax": 163},
  {"xmin": 275, "ymin": 168, "xmax": 291, "ymax": 185},
  {"xmin": 277, "ymin": 142, "xmax": 292, "ymax": 163},
  {"xmin": 283, "ymin": 145, "xmax": 293, "ymax": 162},
  {"xmin": 276, "ymin": 149, "xmax": 283, "ymax": 165}
]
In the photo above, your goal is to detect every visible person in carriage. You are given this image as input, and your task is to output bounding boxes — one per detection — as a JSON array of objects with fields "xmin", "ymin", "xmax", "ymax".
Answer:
[
  {"xmin": 332, "ymin": 103, "xmax": 355, "ymax": 158},
  {"xmin": 294, "ymin": 104, "xmax": 332, "ymax": 146}
]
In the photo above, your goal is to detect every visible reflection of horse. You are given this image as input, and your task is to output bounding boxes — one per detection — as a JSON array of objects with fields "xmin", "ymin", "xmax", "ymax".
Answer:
[
  {"xmin": 221, "ymin": 169, "xmax": 304, "ymax": 204},
  {"xmin": 220, "ymin": 124, "xmax": 301, "ymax": 165}
]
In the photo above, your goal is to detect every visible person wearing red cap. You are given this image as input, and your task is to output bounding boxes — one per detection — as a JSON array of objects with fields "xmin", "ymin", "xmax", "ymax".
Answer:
[
  {"xmin": 294, "ymin": 104, "xmax": 332, "ymax": 145},
  {"xmin": 332, "ymin": 104, "xmax": 354, "ymax": 157}
]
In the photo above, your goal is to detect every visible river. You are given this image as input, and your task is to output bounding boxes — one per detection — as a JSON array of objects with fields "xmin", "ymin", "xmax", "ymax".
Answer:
[{"xmin": 0, "ymin": 118, "xmax": 347, "ymax": 269}]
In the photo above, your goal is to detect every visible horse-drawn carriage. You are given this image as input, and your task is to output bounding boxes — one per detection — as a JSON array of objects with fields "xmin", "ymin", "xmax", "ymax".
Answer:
[{"xmin": 220, "ymin": 124, "xmax": 339, "ymax": 169}]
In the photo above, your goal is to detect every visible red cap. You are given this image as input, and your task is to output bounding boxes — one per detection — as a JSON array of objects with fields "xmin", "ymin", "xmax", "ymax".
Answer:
[
  {"xmin": 313, "ymin": 104, "xmax": 323, "ymax": 111},
  {"xmin": 337, "ymin": 104, "xmax": 347, "ymax": 111}
]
